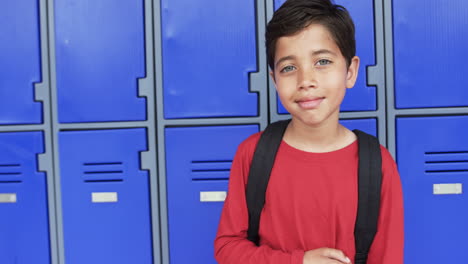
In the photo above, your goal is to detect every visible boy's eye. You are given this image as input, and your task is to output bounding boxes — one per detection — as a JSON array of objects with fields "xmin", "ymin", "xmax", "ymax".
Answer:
[
  {"xmin": 316, "ymin": 59, "xmax": 331, "ymax": 66},
  {"xmin": 280, "ymin": 65, "xmax": 296, "ymax": 73}
]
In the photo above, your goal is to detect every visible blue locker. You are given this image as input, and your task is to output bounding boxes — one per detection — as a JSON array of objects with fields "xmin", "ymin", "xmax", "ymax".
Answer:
[
  {"xmin": 162, "ymin": 0, "xmax": 258, "ymax": 118},
  {"xmin": 397, "ymin": 116, "xmax": 468, "ymax": 263},
  {"xmin": 0, "ymin": 1, "xmax": 42, "ymax": 124},
  {"xmin": 340, "ymin": 118, "xmax": 377, "ymax": 137},
  {"xmin": 0, "ymin": 132, "xmax": 50, "ymax": 263},
  {"xmin": 165, "ymin": 125, "xmax": 259, "ymax": 263},
  {"xmin": 59, "ymin": 129, "xmax": 152, "ymax": 264},
  {"xmin": 393, "ymin": 0, "xmax": 468, "ymax": 108},
  {"xmin": 274, "ymin": 0, "xmax": 377, "ymax": 114},
  {"xmin": 54, "ymin": 0, "xmax": 146, "ymax": 123}
]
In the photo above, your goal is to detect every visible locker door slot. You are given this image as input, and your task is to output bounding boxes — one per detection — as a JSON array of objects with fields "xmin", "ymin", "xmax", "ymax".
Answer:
[
  {"xmin": 191, "ymin": 160, "xmax": 232, "ymax": 181},
  {"xmin": 0, "ymin": 164, "xmax": 22, "ymax": 175},
  {"xmin": 84, "ymin": 179, "xmax": 123, "ymax": 183},
  {"xmin": 425, "ymin": 151, "xmax": 468, "ymax": 174},
  {"xmin": 82, "ymin": 161, "xmax": 124, "ymax": 183},
  {"xmin": 0, "ymin": 164, "xmax": 21, "ymax": 167},
  {"xmin": 0, "ymin": 181, "xmax": 22, "ymax": 184},
  {"xmin": 0, "ymin": 163, "xmax": 23, "ymax": 183}
]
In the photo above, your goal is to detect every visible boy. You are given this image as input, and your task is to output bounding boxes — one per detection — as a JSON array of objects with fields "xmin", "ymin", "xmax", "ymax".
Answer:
[{"xmin": 214, "ymin": 0, "xmax": 404, "ymax": 263}]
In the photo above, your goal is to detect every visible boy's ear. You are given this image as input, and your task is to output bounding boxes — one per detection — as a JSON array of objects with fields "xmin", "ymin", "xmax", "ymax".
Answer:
[
  {"xmin": 346, "ymin": 56, "xmax": 360, "ymax": 89},
  {"xmin": 269, "ymin": 70, "xmax": 276, "ymax": 85}
]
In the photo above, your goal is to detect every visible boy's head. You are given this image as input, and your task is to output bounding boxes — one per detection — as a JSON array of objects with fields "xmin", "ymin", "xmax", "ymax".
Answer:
[
  {"xmin": 266, "ymin": 0, "xmax": 360, "ymax": 127},
  {"xmin": 266, "ymin": 0, "xmax": 356, "ymax": 70}
]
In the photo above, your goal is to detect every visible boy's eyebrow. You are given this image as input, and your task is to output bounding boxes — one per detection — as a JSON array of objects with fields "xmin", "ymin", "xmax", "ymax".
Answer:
[
  {"xmin": 275, "ymin": 55, "xmax": 296, "ymax": 69},
  {"xmin": 312, "ymin": 49, "xmax": 337, "ymax": 56},
  {"xmin": 275, "ymin": 49, "xmax": 337, "ymax": 68}
]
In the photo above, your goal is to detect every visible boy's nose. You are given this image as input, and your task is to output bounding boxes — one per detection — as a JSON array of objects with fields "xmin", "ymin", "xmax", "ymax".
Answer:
[{"xmin": 298, "ymin": 69, "xmax": 317, "ymax": 90}]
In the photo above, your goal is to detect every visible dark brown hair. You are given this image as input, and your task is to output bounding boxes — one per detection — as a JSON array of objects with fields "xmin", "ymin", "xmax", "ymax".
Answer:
[{"xmin": 266, "ymin": 0, "xmax": 356, "ymax": 69}]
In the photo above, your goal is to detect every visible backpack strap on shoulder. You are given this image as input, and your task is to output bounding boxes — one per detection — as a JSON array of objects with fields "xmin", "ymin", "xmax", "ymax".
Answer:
[
  {"xmin": 353, "ymin": 129, "xmax": 382, "ymax": 264},
  {"xmin": 246, "ymin": 119, "xmax": 290, "ymax": 245}
]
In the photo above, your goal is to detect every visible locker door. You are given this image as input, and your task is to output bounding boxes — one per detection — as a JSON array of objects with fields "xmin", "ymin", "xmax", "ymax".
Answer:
[
  {"xmin": 162, "ymin": 0, "xmax": 258, "ymax": 118},
  {"xmin": 59, "ymin": 129, "xmax": 152, "ymax": 264},
  {"xmin": 54, "ymin": 0, "xmax": 146, "ymax": 123},
  {"xmin": 275, "ymin": 0, "xmax": 377, "ymax": 114},
  {"xmin": 165, "ymin": 125, "xmax": 259, "ymax": 263},
  {"xmin": 393, "ymin": 0, "xmax": 468, "ymax": 108},
  {"xmin": 397, "ymin": 116, "xmax": 468, "ymax": 263},
  {"xmin": 340, "ymin": 118, "xmax": 377, "ymax": 137},
  {"xmin": 0, "ymin": 132, "xmax": 50, "ymax": 263},
  {"xmin": 0, "ymin": 1, "xmax": 42, "ymax": 124}
]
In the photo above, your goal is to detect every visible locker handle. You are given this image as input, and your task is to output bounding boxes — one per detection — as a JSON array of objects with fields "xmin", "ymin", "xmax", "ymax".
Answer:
[
  {"xmin": 0, "ymin": 193, "xmax": 17, "ymax": 203},
  {"xmin": 433, "ymin": 183, "xmax": 462, "ymax": 195},
  {"xmin": 91, "ymin": 192, "xmax": 118, "ymax": 203},
  {"xmin": 200, "ymin": 191, "xmax": 226, "ymax": 202}
]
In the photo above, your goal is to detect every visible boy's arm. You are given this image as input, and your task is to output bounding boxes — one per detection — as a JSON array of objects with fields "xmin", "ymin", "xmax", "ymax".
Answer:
[
  {"xmin": 214, "ymin": 135, "xmax": 305, "ymax": 264},
  {"xmin": 367, "ymin": 147, "xmax": 405, "ymax": 264}
]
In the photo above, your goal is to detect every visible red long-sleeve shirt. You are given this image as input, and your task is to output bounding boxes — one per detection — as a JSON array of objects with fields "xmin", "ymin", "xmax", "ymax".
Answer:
[{"xmin": 214, "ymin": 132, "xmax": 404, "ymax": 264}]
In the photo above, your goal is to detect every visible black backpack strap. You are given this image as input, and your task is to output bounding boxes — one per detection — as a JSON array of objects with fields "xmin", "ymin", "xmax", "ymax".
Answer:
[
  {"xmin": 246, "ymin": 119, "xmax": 290, "ymax": 245},
  {"xmin": 353, "ymin": 129, "xmax": 382, "ymax": 264}
]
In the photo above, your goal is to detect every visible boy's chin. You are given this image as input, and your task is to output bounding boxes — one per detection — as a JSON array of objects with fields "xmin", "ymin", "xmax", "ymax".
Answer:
[
  {"xmin": 290, "ymin": 111, "xmax": 340, "ymax": 128},
  {"xmin": 291, "ymin": 116, "xmax": 327, "ymax": 127}
]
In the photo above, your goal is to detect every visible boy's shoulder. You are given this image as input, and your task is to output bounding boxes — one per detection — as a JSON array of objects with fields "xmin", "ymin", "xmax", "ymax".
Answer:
[
  {"xmin": 379, "ymin": 144, "xmax": 395, "ymax": 162},
  {"xmin": 231, "ymin": 132, "xmax": 263, "ymax": 178},
  {"xmin": 378, "ymin": 144, "xmax": 399, "ymax": 175},
  {"xmin": 237, "ymin": 131, "xmax": 263, "ymax": 155}
]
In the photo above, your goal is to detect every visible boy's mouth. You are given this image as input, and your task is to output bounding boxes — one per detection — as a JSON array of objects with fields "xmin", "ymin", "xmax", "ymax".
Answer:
[{"xmin": 296, "ymin": 97, "xmax": 325, "ymax": 109}]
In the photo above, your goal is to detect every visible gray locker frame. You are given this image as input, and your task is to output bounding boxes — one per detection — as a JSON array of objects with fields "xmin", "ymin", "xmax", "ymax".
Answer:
[
  {"xmin": 45, "ymin": 0, "xmax": 161, "ymax": 263},
  {"xmin": 153, "ymin": 0, "xmax": 269, "ymax": 263},
  {"xmin": 0, "ymin": 0, "xmax": 58, "ymax": 263}
]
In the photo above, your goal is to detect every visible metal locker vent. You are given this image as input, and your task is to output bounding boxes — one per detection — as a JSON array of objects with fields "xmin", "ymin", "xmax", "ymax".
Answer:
[
  {"xmin": 83, "ymin": 162, "xmax": 124, "ymax": 182},
  {"xmin": 191, "ymin": 160, "xmax": 232, "ymax": 181},
  {"xmin": 0, "ymin": 163, "xmax": 22, "ymax": 183},
  {"xmin": 425, "ymin": 151, "xmax": 468, "ymax": 174}
]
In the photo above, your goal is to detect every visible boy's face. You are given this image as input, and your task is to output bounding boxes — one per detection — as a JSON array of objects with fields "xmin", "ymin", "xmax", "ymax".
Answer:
[{"xmin": 270, "ymin": 23, "xmax": 359, "ymax": 127}]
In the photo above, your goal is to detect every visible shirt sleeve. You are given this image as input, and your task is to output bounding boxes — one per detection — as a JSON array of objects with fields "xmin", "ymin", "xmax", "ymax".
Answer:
[
  {"xmin": 214, "ymin": 134, "xmax": 305, "ymax": 264},
  {"xmin": 367, "ymin": 147, "xmax": 405, "ymax": 264}
]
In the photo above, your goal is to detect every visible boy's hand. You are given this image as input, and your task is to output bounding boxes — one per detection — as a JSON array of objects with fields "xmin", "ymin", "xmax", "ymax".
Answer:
[{"xmin": 303, "ymin": 248, "xmax": 351, "ymax": 264}]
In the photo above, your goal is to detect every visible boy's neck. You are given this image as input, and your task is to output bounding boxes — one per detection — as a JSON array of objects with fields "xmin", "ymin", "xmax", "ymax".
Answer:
[{"xmin": 283, "ymin": 117, "xmax": 356, "ymax": 153}]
